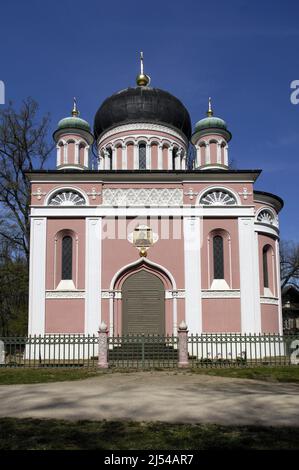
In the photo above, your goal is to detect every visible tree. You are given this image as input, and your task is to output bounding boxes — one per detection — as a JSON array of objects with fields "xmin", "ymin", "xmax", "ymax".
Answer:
[
  {"xmin": 0, "ymin": 98, "xmax": 53, "ymax": 264},
  {"xmin": 0, "ymin": 237, "xmax": 28, "ymax": 335},
  {"xmin": 280, "ymin": 240, "xmax": 299, "ymax": 289}
]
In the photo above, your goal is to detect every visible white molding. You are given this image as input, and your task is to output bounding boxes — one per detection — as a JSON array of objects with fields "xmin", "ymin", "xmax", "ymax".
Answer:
[
  {"xmin": 46, "ymin": 290, "xmax": 85, "ymax": 299},
  {"xmin": 202, "ymin": 290, "xmax": 240, "ymax": 298},
  {"xmin": 122, "ymin": 145, "xmax": 127, "ymax": 170},
  {"xmin": 31, "ymin": 207, "xmax": 255, "ymax": 218},
  {"xmin": 260, "ymin": 297, "xmax": 279, "ymax": 305},
  {"xmin": 109, "ymin": 258, "xmax": 177, "ymax": 290},
  {"xmin": 253, "ymin": 231, "xmax": 262, "ymax": 332},
  {"xmin": 184, "ymin": 216, "xmax": 202, "ymax": 334},
  {"xmin": 238, "ymin": 217, "xmax": 261, "ymax": 333},
  {"xmin": 275, "ymin": 239, "xmax": 283, "ymax": 334},
  {"xmin": 98, "ymin": 123, "xmax": 187, "ymax": 147},
  {"xmin": 210, "ymin": 279, "xmax": 230, "ymax": 290},
  {"xmin": 101, "ymin": 290, "xmax": 122, "ymax": 299},
  {"xmin": 85, "ymin": 218, "xmax": 102, "ymax": 334},
  {"xmin": 158, "ymin": 144, "xmax": 163, "ymax": 170},
  {"xmin": 165, "ymin": 290, "xmax": 185, "ymax": 299},
  {"xmin": 101, "ymin": 290, "xmax": 185, "ymax": 299},
  {"xmin": 254, "ymin": 223, "xmax": 279, "ymax": 237},
  {"xmin": 56, "ymin": 280, "xmax": 75, "ymax": 290},
  {"xmin": 28, "ymin": 218, "xmax": 47, "ymax": 335}
]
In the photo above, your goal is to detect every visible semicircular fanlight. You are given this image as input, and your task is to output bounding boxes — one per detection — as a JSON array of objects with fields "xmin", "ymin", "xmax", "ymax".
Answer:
[
  {"xmin": 200, "ymin": 190, "xmax": 237, "ymax": 206},
  {"xmin": 49, "ymin": 190, "xmax": 86, "ymax": 206}
]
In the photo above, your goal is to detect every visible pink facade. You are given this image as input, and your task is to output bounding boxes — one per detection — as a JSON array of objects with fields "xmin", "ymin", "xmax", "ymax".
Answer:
[{"xmin": 28, "ymin": 79, "xmax": 283, "ymax": 338}]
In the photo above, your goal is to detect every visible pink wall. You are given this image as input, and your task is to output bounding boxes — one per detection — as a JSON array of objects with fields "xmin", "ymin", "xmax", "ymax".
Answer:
[
  {"xmin": 151, "ymin": 143, "xmax": 158, "ymax": 169},
  {"xmin": 182, "ymin": 182, "xmax": 254, "ymax": 205},
  {"xmin": 101, "ymin": 217, "xmax": 185, "ymax": 289},
  {"xmin": 202, "ymin": 298, "xmax": 241, "ymax": 332},
  {"xmin": 261, "ymin": 304, "xmax": 280, "ymax": 333},
  {"xmin": 45, "ymin": 299, "xmax": 85, "ymax": 333},
  {"xmin": 46, "ymin": 219, "xmax": 85, "ymax": 290},
  {"xmin": 31, "ymin": 182, "xmax": 102, "ymax": 206}
]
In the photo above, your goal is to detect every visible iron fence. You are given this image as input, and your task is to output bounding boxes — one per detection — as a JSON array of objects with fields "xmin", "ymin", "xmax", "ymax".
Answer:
[
  {"xmin": 108, "ymin": 334, "xmax": 178, "ymax": 368},
  {"xmin": 188, "ymin": 333, "xmax": 299, "ymax": 368},
  {"xmin": 0, "ymin": 333, "xmax": 298, "ymax": 368},
  {"xmin": 0, "ymin": 335, "xmax": 98, "ymax": 368}
]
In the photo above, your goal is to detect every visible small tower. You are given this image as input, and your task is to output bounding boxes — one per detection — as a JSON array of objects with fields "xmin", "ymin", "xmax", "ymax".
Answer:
[
  {"xmin": 53, "ymin": 98, "xmax": 94, "ymax": 170},
  {"xmin": 191, "ymin": 98, "xmax": 232, "ymax": 170}
]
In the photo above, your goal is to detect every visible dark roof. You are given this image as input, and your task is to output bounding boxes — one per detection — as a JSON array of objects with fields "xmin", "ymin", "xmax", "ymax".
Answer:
[
  {"xmin": 94, "ymin": 87, "xmax": 192, "ymax": 140},
  {"xmin": 253, "ymin": 190, "xmax": 284, "ymax": 211}
]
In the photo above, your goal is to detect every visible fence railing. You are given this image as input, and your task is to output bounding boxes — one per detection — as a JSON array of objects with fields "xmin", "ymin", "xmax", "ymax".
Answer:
[{"xmin": 0, "ymin": 332, "xmax": 298, "ymax": 369}]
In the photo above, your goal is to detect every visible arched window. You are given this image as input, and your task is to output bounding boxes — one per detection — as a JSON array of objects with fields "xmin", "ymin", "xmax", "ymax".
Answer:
[
  {"xmin": 263, "ymin": 246, "xmax": 269, "ymax": 288},
  {"xmin": 107, "ymin": 147, "xmax": 112, "ymax": 170},
  {"xmin": 62, "ymin": 236, "xmax": 73, "ymax": 280},
  {"xmin": 139, "ymin": 143, "xmax": 146, "ymax": 169},
  {"xmin": 213, "ymin": 235, "xmax": 224, "ymax": 279},
  {"xmin": 172, "ymin": 148, "xmax": 177, "ymax": 169}
]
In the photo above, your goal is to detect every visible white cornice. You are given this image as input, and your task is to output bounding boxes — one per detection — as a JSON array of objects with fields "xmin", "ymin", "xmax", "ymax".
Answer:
[
  {"xmin": 202, "ymin": 290, "xmax": 240, "ymax": 298},
  {"xmin": 260, "ymin": 296, "xmax": 279, "ymax": 305},
  {"xmin": 98, "ymin": 123, "xmax": 188, "ymax": 146}
]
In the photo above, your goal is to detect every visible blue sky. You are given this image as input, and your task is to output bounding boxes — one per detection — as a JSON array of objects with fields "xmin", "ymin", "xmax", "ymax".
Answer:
[{"xmin": 1, "ymin": 0, "xmax": 298, "ymax": 241}]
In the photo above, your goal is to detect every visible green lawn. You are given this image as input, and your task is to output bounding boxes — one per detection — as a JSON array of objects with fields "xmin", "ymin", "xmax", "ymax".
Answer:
[
  {"xmin": 0, "ymin": 418, "xmax": 298, "ymax": 450},
  {"xmin": 0, "ymin": 365, "xmax": 299, "ymax": 385},
  {"xmin": 189, "ymin": 366, "xmax": 299, "ymax": 383},
  {"xmin": 0, "ymin": 368, "xmax": 99, "ymax": 385}
]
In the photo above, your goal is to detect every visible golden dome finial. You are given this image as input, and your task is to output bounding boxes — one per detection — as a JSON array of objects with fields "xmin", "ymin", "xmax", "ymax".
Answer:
[
  {"xmin": 207, "ymin": 97, "xmax": 213, "ymax": 117},
  {"xmin": 136, "ymin": 51, "xmax": 150, "ymax": 87},
  {"xmin": 72, "ymin": 97, "xmax": 79, "ymax": 117}
]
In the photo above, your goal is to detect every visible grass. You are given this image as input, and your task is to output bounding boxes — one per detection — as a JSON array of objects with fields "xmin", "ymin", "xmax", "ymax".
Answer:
[
  {"xmin": 0, "ymin": 367, "xmax": 99, "ymax": 385},
  {"xmin": 0, "ymin": 418, "xmax": 298, "ymax": 450},
  {"xmin": 189, "ymin": 366, "xmax": 299, "ymax": 383},
  {"xmin": 0, "ymin": 365, "xmax": 299, "ymax": 385}
]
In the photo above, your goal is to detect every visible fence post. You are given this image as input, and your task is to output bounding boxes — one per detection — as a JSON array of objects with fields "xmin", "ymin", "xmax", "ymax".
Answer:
[
  {"xmin": 98, "ymin": 321, "xmax": 109, "ymax": 369},
  {"xmin": 178, "ymin": 321, "xmax": 189, "ymax": 368}
]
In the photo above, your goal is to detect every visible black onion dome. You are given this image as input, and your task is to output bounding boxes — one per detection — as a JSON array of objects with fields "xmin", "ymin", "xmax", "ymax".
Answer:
[{"xmin": 94, "ymin": 87, "xmax": 192, "ymax": 140}]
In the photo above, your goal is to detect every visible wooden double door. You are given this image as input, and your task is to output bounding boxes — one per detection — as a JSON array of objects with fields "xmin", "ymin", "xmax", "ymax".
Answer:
[{"xmin": 122, "ymin": 270, "xmax": 165, "ymax": 335}]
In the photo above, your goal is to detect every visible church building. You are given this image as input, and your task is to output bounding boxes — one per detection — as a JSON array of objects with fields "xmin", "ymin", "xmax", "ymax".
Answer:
[{"xmin": 27, "ymin": 55, "xmax": 283, "ymax": 337}]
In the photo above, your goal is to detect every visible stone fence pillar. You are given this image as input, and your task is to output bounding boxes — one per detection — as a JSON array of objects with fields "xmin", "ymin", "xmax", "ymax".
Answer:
[
  {"xmin": 98, "ymin": 321, "xmax": 109, "ymax": 369},
  {"xmin": 178, "ymin": 321, "xmax": 189, "ymax": 368}
]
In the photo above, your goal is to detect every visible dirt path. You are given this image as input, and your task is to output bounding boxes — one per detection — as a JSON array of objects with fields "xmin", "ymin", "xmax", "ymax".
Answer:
[{"xmin": 0, "ymin": 371, "xmax": 298, "ymax": 425}]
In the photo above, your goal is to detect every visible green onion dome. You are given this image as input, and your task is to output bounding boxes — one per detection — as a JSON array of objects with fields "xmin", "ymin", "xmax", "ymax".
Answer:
[
  {"xmin": 57, "ymin": 116, "xmax": 91, "ymax": 133},
  {"xmin": 191, "ymin": 98, "xmax": 232, "ymax": 143},
  {"xmin": 53, "ymin": 99, "xmax": 94, "ymax": 144},
  {"xmin": 194, "ymin": 115, "xmax": 227, "ymax": 133}
]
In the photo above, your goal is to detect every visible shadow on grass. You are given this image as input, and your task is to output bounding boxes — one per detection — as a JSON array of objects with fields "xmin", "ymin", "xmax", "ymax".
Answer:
[{"xmin": 0, "ymin": 418, "xmax": 299, "ymax": 450}]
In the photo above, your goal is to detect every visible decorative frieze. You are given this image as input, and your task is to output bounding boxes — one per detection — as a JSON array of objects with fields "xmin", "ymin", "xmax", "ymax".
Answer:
[
  {"xmin": 102, "ymin": 188, "xmax": 183, "ymax": 206},
  {"xmin": 46, "ymin": 291, "xmax": 85, "ymax": 299}
]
